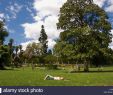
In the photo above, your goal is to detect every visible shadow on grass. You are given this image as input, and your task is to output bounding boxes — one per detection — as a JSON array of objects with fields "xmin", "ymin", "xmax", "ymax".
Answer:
[
  {"xmin": 0, "ymin": 68, "xmax": 20, "ymax": 71},
  {"xmin": 70, "ymin": 70, "xmax": 113, "ymax": 73}
]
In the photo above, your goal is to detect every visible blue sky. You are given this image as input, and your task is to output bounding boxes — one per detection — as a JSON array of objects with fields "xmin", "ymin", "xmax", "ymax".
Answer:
[
  {"xmin": 0, "ymin": 0, "xmax": 113, "ymax": 50},
  {"xmin": 0, "ymin": 0, "xmax": 35, "ymax": 45}
]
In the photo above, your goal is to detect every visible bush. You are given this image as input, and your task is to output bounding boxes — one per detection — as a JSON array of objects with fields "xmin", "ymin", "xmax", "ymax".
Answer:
[
  {"xmin": 46, "ymin": 64, "xmax": 58, "ymax": 70},
  {"xmin": 44, "ymin": 55, "xmax": 57, "ymax": 64}
]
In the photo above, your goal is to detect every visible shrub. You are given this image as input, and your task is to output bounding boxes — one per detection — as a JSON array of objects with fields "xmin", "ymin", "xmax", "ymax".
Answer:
[{"xmin": 46, "ymin": 64, "xmax": 58, "ymax": 70}]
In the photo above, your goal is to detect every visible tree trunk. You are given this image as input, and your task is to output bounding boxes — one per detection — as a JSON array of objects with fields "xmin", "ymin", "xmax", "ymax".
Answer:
[
  {"xmin": 0, "ymin": 62, "xmax": 5, "ymax": 70},
  {"xmin": 31, "ymin": 61, "xmax": 35, "ymax": 70},
  {"xmin": 57, "ymin": 57, "xmax": 59, "ymax": 65},
  {"xmin": 68, "ymin": 61, "xmax": 69, "ymax": 64},
  {"xmin": 76, "ymin": 64, "xmax": 80, "ymax": 71},
  {"xmin": 24, "ymin": 59, "xmax": 27, "ymax": 64},
  {"xmin": 11, "ymin": 54, "xmax": 14, "ymax": 69},
  {"xmin": 84, "ymin": 60, "xmax": 89, "ymax": 72}
]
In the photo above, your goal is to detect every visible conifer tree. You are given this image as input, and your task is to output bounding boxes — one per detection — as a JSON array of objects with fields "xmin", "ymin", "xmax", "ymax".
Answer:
[{"xmin": 39, "ymin": 25, "xmax": 48, "ymax": 55}]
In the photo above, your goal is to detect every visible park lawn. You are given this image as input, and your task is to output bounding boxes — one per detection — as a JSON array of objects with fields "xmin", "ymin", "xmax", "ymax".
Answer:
[{"xmin": 0, "ymin": 66, "xmax": 113, "ymax": 86}]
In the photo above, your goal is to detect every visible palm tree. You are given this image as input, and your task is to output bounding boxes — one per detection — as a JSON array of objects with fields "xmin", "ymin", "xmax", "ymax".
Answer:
[
  {"xmin": 19, "ymin": 45, "xmax": 22, "ymax": 53},
  {"xmin": 8, "ymin": 38, "xmax": 14, "ymax": 68},
  {"xmin": 9, "ymin": 39, "xmax": 14, "ymax": 46},
  {"xmin": 15, "ymin": 46, "xmax": 19, "ymax": 56},
  {"xmin": 8, "ymin": 38, "xmax": 14, "ymax": 54}
]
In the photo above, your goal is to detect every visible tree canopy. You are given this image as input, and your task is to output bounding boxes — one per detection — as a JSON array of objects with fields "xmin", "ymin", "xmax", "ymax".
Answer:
[
  {"xmin": 54, "ymin": 0, "xmax": 112, "ymax": 71},
  {"xmin": 0, "ymin": 20, "xmax": 9, "ymax": 45}
]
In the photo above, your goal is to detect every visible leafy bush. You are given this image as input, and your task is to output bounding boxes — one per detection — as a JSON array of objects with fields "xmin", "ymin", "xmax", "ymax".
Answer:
[
  {"xmin": 46, "ymin": 64, "xmax": 58, "ymax": 70},
  {"xmin": 44, "ymin": 55, "xmax": 57, "ymax": 64}
]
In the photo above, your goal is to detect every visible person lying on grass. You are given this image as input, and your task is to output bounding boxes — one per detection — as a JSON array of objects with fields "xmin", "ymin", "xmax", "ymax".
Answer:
[{"xmin": 44, "ymin": 75, "xmax": 64, "ymax": 80}]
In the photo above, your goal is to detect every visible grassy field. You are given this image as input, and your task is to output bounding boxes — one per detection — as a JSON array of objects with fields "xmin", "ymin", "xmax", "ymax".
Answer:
[{"xmin": 0, "ymin": 66, "xmax": 113, "ymax": 86}]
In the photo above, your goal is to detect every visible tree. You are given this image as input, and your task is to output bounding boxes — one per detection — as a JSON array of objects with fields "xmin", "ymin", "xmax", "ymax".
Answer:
[
  {"xmin": 18, "ymin": 45, "xmax": 24, "ymax": 66},
  {"xmin": 12, "ymin": 46, "xmax": 19, "ymax": 67},
  {"xmin": 0, "ymin": 20, "xmax": 9, "ymax": 69},
  {"xmin": 19, "ymin": 45, "xmax": 22, "ymax": 52},
  {"xmin": 24, "ymin": 42, "xmax": 42, "ymax": 64},
  {"xmin": 0, "ymin": 20, "xmax": 9, "ymax": 45},
  {"xmin": 9, "ymin": 38, "xmax": 14, "ymax": 45},
  {"xmin": 45, "ymin": 49, "xmax": 56, "ymax": 64},
  {"xmin": 39, "ymin": 25, "xmax": 48, "ymax": 55},
  {"xmin": 55, "ymin": 0, "xmax": 112, "ymax": 72},
  {"xmin": 15, "ymin": 46, "xmax": 19, "ymax": 56},
  {"xmin": 23, "ymin": 42, "xmax": 43, "ymax": 69},
  {"xmin": 44, "ymin": 55, "xmax": 56, "ymax": 64},
  {"xmin": 8, "ymin": 38, "xmax": 14, "ymax": 67},
  {"xmin": 0, "ymin": 45, "xmax": 10, "ymax": 69},
  {"xmin": 8, "ymin": 38, "xmax": 14, "ymax": 56}
]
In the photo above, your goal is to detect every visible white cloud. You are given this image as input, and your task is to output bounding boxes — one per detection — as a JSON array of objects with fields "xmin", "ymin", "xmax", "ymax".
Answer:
[
  {"xmin": 0, "ymin": 13, "xmax": 4, "ymax": 18},
  {"xmin": 22, "ymin": 0, "xmax": 65, "ymax": 50},
  {"xmin": 26, "ymin": 7, "xmax": 32, "ymax": 13},
  {"xmin": 93, "ymin": 0, "xmax": 113, "ymax": 12},
  {"xmin": 105, "ymin": 5, "xmax": 113, "ymax": 12},
  {"xmin": 33, "ymin": 0, "xmax": 67, "ymax": 20},
  {"xmin": 21, "ymin": 39, "xmax": 56, "ymax": 50},
  {"xmin": 93, "ymin": 0, "xmax": 106, "ymax": 7},
  {"xmin": 22, "ymin": 15, "xmax": 61, "ymax": 40},
  {"xmin": 48, "ymin": 39, "xmax": 56, "ymax": 49},
  {"xmin": 21, "ymin": 40, "xmax": 39, "ymax": 50},
  {"xmin": 8, "ymin": 29, "xmax": 15, "ymax": 33},
  {"xmin": 109, "ymin": 30, "xmax": 113, "ymax": 49},
  {"xmin": 22, "ymin": 21, "xmax": 44, "ymax": 39},
  {"xmin": 5, "ymin": 3, "xmax": 22, "ymax": 20},
  {"xmin": 105, "ymin": 0, "xmax": 113, "ymax": 12},
  {"xmin": 21, "ymin": 15, "xmax": 58, "ymax": 50},
  {"xmin": 0, "ymin": 13, "xmax": 5, "ymax": 21}
]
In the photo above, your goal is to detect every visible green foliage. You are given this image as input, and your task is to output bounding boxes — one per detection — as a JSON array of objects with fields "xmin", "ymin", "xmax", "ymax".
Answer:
[
  {"xmin": 44, "ymin": 55, "xmax": 56, "ymax": 64},
  {"xmin": 54, "ymin": 0, "xmax": 113, "ymax": 72},
  {"xmin": 0, "ymin": 20, "xmax": 10, "ymax": 69},
  {"xmin": 0, "ymin": 20, "xmax": 9, "ymax": 45},
  {"xmin": 47, "ymin": 49, "xmax": 52, "ymax": 55},
  {"xmin": 15, "ymin": 46, "xmax": 19, "ymax": 55},
  {"xmin": 9, "ymin": 38, "xmax": 14, "ymax": 44},
  {"xmin": 23, "ymin": 42, "xmax": 42, "ymax": 65},
  {"xmin": 0, "ymin": 45, "xmax": 10, "ymax": 69},
  {"xmin": 24, "ymin": 42, "xmax": 41, "ymax": 57},
  {"xmin": 46, "ymin": 64, "xmax": 58, "ymax": 70}
]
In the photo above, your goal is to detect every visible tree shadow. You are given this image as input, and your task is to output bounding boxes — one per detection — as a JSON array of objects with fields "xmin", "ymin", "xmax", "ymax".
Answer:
[
  {"xmin": 70, "ymin": 70, "xmax": 113, "ymax": 73},
  {"xmin": 89, "ymin": 70, "xmax": 113, "ymax": 73},
  {"xmin": 0, "ymin": 68, "xmax": 20, "ymax": 71}
]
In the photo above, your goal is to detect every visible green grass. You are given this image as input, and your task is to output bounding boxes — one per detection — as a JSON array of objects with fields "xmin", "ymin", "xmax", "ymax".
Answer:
[{"xmin": 0, "ymin": 66, "xmax": 113, "ymax": 86}]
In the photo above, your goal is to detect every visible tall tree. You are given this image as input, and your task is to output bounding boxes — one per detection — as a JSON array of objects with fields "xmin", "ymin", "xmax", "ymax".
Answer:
[
  {"xmin": 15, "ymin": 46, "xmax": 19, "ymax": 56},
  {"xmin": 9, "ymin": 38, "xmax": 14, "ymax": 45},
  {"xmin": 55, "ymin": 0, "xmax": 112, "ymax": 72},
  {"xmin": 14, "ymin": 46, "xmax": 21, "ymax": 67},
  {"xmin": 0, "ymin": 20, "xmax": 9, "ymax": 69},
  {"xmin": 0, "ymin": 20, "xmax": 9, "ymax": 45},
  {"xmin": 8, "ymin": 38, "xmax": 14, "ymax": 54},
  {"xmin": 39, "ymin": 25, "xmax": 48, "ymax": 55},
  {"xmin": 8, "ymin": 38, "xmax": 14, "ymax": 67},
  {"xmin": 19, "ymin": 45, "xmax": 22, "ymax": 52},
  {"xmin": 0, "ymin": 45, "xmax": 10, "ymax": 69}
]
